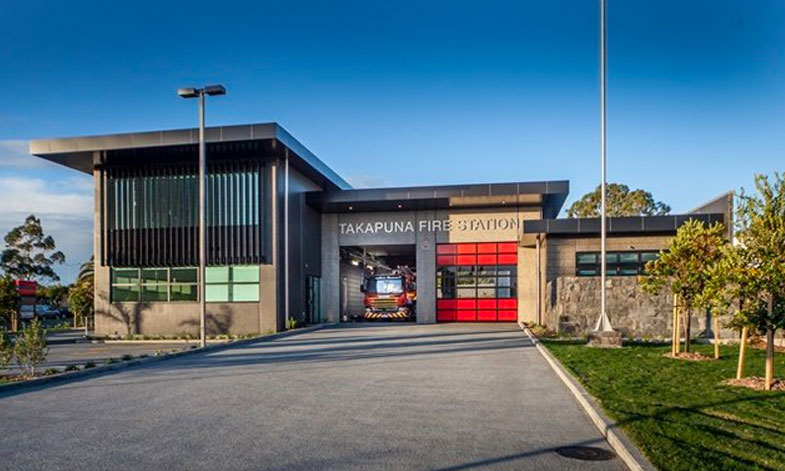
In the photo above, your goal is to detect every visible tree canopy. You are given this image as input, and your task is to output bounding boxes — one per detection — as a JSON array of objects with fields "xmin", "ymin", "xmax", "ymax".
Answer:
[
  {"xmin": 0, "ymin": 215, "xmax": 65, "ymax": 282},
  {"xmin": 729, "ymin": 173, "xmax": 785, "ymax": 335},
  {"xmin": 639, "ymin": 219, "xmax": 728, "ymax": 352},
  {"xmin": 567, "ymin": 183, "xmax": 671, "ymax": 218}
]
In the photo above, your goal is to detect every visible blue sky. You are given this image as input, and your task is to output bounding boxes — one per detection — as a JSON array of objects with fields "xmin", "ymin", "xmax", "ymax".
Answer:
[{"xmin": 0, "ymin": 0, "xmax": 783, "ymax": 283}]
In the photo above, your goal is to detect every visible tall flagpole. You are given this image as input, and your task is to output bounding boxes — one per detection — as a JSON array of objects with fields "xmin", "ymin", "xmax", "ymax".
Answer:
[{"xmin": 595, "ymin": 0, "xmax": 613, "ymax": 332}]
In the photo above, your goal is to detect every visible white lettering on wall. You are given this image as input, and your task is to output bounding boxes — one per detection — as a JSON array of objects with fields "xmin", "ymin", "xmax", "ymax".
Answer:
[{"xmin": 339, "ymin": 217, "xmax": 522, "ymax": 235}]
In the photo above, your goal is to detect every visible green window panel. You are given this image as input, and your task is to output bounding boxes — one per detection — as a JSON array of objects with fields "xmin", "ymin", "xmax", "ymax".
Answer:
[
  {"xmin": 142, "ymin": 268, "xmax": 168, "ymax": 283},
  {"xmin": 112, "ymin": 268, "xmax": 139, "ymax": 285},
  {"xmin": 142, "ymin": 284, "xmax": 168, "ymax": 302},
  {"xmin": 112, "ymin": 266, "xmax": 259, "ymax": 303},
  {"xmin": 112, "ymin": 285, "xmax": 140, "ymax": 302},
  {"xmin": 206, "ymin": 284, "xmax": 230, "ymax": 302},
  {"xmin": 170, "ymin": 283, "xmax": 198, "ymax": 302},
  {"xmin": 232, "ymin": 266, "xmax": 260, "ymax": 283},
  {"xmin": 171, "ymin": 268, "xmax": 197, "ymax": 284},
  {"xmin": 206, "ymin": 267, "xmax": 230, "ymax": 283},
  {"xmin": 232, "ymin": 284, "xmax": 260, "ymax": 302}
]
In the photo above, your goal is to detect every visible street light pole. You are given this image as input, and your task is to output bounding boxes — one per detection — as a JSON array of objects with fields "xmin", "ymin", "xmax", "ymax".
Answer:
[
  {"xmin": 594, "ymin": 0, "xmax": 613, "ymax": 333},
  {"xmin": 178, "ymin": 84, "xmax": 226, "ymax": 348}
]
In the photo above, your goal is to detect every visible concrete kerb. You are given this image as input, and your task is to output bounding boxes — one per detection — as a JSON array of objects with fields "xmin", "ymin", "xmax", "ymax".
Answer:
[
  {"xmin": 0, "ymin": 324, "xmax": 334, "ymax": 396},
  {"xmin": 520, "ymin": 325, "xmax": 658, "ymax": 471}
]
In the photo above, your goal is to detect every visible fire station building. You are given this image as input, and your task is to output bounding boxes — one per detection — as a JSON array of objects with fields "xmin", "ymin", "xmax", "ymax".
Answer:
[{"xmin": 30, "ymin": 123, "xmax": 731, "ymax": 337}]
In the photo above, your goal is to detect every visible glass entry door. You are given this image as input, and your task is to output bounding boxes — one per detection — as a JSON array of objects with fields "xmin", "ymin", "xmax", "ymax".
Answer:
[{"xmin": 306, "ymin": 276, "xmax": 322, "ymax": 324}]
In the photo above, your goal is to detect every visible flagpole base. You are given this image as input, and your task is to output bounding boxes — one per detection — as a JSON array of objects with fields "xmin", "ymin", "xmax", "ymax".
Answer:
[{"xmin": 588, "ymin": 330, "xmax": 622, "ymax": 348}]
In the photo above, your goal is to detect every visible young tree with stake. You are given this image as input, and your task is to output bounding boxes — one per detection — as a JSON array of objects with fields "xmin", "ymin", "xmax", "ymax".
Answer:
[
  {"xmin": 731, "ymin": 174, "xmax": 785, "ymax": 390},
  {"xmin": 640, "ymin": 219, "xmax": 728, "ymax": 354}
]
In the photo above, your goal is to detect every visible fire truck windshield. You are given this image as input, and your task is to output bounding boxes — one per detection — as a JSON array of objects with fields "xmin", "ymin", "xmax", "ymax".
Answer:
[{"xmin": 367, "ymin": 278, "xmax": 403, "ymax": 295}]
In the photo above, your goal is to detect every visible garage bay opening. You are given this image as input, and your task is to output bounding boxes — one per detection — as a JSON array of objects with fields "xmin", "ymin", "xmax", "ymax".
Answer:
[{"xmin": 339, "ymin": 245, "xmax": 416, "ymax": 322}]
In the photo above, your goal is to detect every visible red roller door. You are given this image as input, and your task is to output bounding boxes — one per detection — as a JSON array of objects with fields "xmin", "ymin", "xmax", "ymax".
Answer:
[{"xmin": 436, "ymin": 242, "xmax": 518, "ymax": 322}]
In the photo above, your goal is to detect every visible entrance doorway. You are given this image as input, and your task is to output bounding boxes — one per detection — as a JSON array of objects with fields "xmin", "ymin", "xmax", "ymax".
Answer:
[{"xmin": 339, "ymin": 244, "xmax": 416, "ymax": 322}]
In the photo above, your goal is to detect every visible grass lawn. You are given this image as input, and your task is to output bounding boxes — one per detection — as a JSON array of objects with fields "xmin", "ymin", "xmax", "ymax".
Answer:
[{"xmin": 542, "ymin": 340, "xmax": 785, "ymax": 471}]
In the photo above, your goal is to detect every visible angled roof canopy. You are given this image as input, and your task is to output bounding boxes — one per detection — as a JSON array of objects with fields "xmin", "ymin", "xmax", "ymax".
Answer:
[
  {"xmin": 309, "ymin": 180, "xmax": 569, "ymax": 216},
  {"xmin": 29, "ymin": 122, "xmax": 351, "ymax": 191}
]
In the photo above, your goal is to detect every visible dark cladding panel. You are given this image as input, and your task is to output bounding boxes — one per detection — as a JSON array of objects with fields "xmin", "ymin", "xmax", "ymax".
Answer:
[
  {"xmin": 578, "ymin": 218, "xmax": 601, "ymax": 233},
  {"xmin": 642, "ymin": 216, "xmax": 676, "ymax": 232},
  {"xmin": 609, "ymin": 217, "xmax": 644, "ymax": 232},
  {"xmin": 547, "ymin": 219, "xmax": 579, "ymax": 234},
  {"xmin": 522, "ymin": 220, "xmax": 547, "ymax": 233},
  {"xmin": 103, "ymin": 160, "xmax": 267, "ymax": 267}
]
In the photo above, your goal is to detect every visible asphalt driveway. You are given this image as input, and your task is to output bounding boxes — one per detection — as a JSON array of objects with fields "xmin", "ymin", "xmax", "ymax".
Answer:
[{"xmin": 0, "ymin": 323, "xmax": 626, "ymax": 471}]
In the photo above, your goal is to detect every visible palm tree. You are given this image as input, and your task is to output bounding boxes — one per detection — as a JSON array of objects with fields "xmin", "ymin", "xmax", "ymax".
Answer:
[{"xmin": 76, "ymin": 256, "xmax": 94, "ymax": 285}]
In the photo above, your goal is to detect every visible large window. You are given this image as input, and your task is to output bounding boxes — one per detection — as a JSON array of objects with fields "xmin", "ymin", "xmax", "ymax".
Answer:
[
  {"xmin": 110, "ymin": 266, "xmax": 259, "ymax": 302},
  {"xmin": 436, "ymin": 242, "xmax": 518, "ymax": 322},
  {"xmin": 111, "ymin": 267, "xmax": 198, "ymax": 302},
  {"xmin": 575, "ymin": 251, "xmax": 660, "ymax": 277},
  {"xmin": 205, "ymin": 266, "xmax": 260, "ymax": 302}
]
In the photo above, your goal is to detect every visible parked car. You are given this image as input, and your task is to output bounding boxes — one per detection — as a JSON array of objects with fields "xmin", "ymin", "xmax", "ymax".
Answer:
[
  {"xmin": 19, "ymin": 305, "xmax": 35, "ymax": 320},
  {"xmin": 18, "ymin": 304, "xmax": 63, "ymax": 320}
]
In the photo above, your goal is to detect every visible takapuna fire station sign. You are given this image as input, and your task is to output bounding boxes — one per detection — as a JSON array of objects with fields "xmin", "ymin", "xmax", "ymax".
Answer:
[{"xmin": 339, "ymin": 216, "xmax": 523, "ymax": 235}]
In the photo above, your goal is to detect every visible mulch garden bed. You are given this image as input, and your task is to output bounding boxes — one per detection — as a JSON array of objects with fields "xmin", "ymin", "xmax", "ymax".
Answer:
[
  {"xmin": 723, "ymin": 376, "xmax": 785, "ymax": 391},
  {"xmin": 662, "ymin": 351, "xmax": 716, "ymax": 361}
]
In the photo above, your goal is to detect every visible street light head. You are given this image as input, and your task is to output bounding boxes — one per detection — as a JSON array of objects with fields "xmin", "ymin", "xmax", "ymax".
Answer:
[
  {"xmin": 177, "ymin": 87, "xmax": 200, "ymax": 98},
  {"xmin": 204, "ymin": 84, "xmax": 226, "ymax": 96}
]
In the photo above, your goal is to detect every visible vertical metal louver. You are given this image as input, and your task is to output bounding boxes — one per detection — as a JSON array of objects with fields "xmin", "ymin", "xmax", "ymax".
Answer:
[{"xmin": 103, "ymin": 160, "xmax": 265, "ymax": 267}]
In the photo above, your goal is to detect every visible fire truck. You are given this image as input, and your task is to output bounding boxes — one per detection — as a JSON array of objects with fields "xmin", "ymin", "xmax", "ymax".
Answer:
[{"xmin": 360, "ymin": 267, "xmax": 416, "ymax": 321}]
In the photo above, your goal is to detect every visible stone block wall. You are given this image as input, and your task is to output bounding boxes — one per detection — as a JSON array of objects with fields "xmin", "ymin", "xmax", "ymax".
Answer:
[{"xmin": 544, "ymin": 276, "xmax": 732, "ymax": 339}]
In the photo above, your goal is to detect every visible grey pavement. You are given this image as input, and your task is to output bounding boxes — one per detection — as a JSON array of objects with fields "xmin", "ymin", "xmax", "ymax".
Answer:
[
  {"xmin": 1, "ymin": 330, "xmax": 194, "ymax": 374},
  {"xmin": 0, "ymin": 323, "xmax": 626, "ymax": 471}
]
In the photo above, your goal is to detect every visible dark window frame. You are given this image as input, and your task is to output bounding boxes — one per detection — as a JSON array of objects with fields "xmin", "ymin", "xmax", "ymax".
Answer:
[{"xmin": 575, "ymin": 250, "xmax": 660, "ymax": 277}]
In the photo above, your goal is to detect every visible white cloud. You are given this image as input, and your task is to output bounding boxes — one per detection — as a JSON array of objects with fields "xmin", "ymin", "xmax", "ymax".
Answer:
[
  {"xmin": 0, "ymin": 176, "xmax": 92, "ymax": 217},
  {"xmin": 0, "ymin": 140, "xmax": 47, "ymax": 169}
]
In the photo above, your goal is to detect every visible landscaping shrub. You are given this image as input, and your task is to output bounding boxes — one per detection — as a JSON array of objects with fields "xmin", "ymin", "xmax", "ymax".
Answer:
[
  {"xmin": 84, "ymin": 361, "xmax": 96, "ymax": 369},
  {"xmin": 14, "ymin": 318, "xmax": 48, "ymax": 377},
  {"xmin": 0, "ymin": 330, "xmax": 13, "ymax": 368},
  {"xmin": 286, "ymin": 317, "xmax": 301, "ymax": 330}
]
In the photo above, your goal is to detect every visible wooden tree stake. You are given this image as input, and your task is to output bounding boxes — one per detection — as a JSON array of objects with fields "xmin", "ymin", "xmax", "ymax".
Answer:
[
  {"xmin": 736, "ymin": 326, "xmax": 748, "ymax": 380},
  {"xmin": 674, "ymin": 300, "xmax": 681, "ymax": 355},
  {"xmin": 765, "ymin": 329, "xmax": 775, "ymax": 391},
  {"xmin": 672, "ymin": 295, "xmax": 679, "ymax": 356},
  {"xmin": 713, "ymin": 314, "xmax": 721, "ymax": 359}
]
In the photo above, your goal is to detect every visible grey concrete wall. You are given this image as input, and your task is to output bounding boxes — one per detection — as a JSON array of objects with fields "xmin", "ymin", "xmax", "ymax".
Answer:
[
  {"xmin": 321, "ymin": 213, "xmax": 340, "ymax": 323},
  {"xmin": 415, "ymin": 210, "xmax": 437, "ymax": 323},
  {"xmin": 96, "ymin": 302, "xmax": 263, "ymax": 337},
  {"xmin": 544, "ymin": 276, "xmax": 734, "ymax": 339}
]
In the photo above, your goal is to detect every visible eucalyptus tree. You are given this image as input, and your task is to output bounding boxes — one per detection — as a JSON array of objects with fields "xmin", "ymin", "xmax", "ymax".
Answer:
[{"xmin": 0, "ymin": 215, "xmax": 65, "ymax": 282}]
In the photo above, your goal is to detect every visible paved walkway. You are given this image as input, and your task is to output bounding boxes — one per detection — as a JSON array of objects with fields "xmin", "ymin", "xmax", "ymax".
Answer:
[
  {"xmin": 0, "ymin": 324, "xmax": 626, "ymax": 471},
  {"xmin": 1, "ymin": 330, "xmax": 194, "ymax": 375}
]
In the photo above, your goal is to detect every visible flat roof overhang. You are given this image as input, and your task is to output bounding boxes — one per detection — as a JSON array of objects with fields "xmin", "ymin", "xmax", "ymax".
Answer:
[
  {"xmin": 522, "ymin": 213, "xmax": 725, "ymax": 236},
  {"xmin": 308, "ymin": 180, "xmax": 569, "ymax": 217},
  {"xmin": 29, "ymin": 122, "xmax": 351, "ymax": 191}
]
